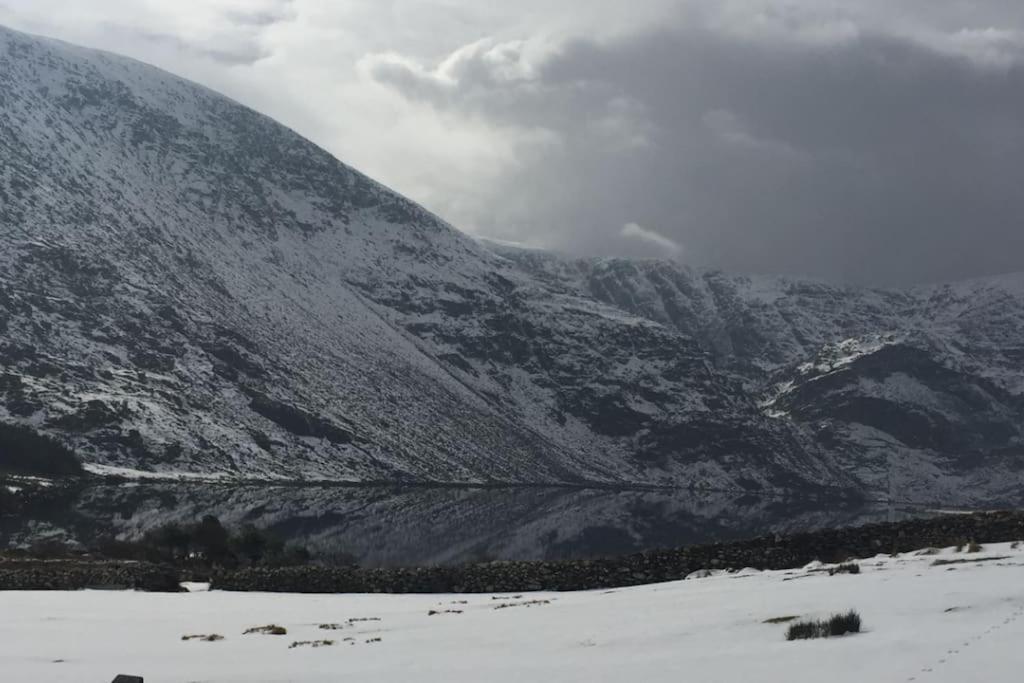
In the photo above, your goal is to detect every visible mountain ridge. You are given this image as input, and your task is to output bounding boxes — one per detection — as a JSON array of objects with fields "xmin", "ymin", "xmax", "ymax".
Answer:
[{"xmin": 1, "ymin": 25, "xmax": 1021, "ymax": 504}]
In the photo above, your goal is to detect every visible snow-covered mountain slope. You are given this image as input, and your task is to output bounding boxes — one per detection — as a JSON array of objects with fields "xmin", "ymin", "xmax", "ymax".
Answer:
[
  {"xmin": 496, "ymin": 248, "xmax": 1024, "ymax": 504},
  {"xmin": 0, "ymin": 25, "xmax": 850, "ymax": 494},
  {"xmin": 6, "ymin": 543, "xmax": 1024, "ymax": 682},
  {"xmin": 0, "ymin": 25, "xmax": 1020, "ymax": 503}
]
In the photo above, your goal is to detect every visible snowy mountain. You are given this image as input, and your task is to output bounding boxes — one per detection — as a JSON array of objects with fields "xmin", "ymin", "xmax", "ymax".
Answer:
[
  {"xmin": 498, "ymin": 250, "xmax": 1024, "ymax": 504},
  {"xmin": 0, "ymin": 26, "xmax": 1021, "ymax": 503}
]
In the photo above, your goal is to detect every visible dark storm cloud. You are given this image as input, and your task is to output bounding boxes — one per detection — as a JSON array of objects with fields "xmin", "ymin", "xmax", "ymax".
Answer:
[{"xmin": 367, "ymin": 22, "xmax": 1024, "ymax": 285}]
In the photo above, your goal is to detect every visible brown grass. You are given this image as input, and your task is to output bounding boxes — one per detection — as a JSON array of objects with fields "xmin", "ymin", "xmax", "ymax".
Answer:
[
  {"xmin": 763, "ymin": 615, "xmax": 800, "ymax": 624},
  {"xmin": 244, "ymin": 624, "xmax": 287, "ymax": 636},
  {"xmin": 289, "ymin": 639, "xmax": 335, "ymax": 649}
]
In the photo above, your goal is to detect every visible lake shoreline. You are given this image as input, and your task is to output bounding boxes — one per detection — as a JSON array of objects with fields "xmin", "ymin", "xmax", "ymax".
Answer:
[
  {"xmin": 8, "ymin": 542, "xmax": 1024, "ymax": 682},
  {"xmin": 211, "ymin": 510, "xmax": 1024, "ymax": 594},
  {"xmin": 4, "ymin": 510, "xmax": 1021, "ymax": 594}
]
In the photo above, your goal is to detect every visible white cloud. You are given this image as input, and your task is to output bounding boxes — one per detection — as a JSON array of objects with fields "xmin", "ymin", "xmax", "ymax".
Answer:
[{"xmin": 621, "ymin": 223, "xmax": 683, "ymax": 258}]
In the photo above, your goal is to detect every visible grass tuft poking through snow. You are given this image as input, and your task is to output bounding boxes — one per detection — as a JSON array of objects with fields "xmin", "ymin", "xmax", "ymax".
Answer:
[
  {"xmin": 764, "ymin": 615, "xmax": 800, "ymax": 624},
  {"xmin": 289, "ymin": 639, "xmax": 335, "ymax": 649},
  {"xmin": 243, "ymin": 624, "xmax": 287, "ymax": 635},
  {"xmin": 786, "ymin": 611, "xmax": 862, "ymax": 641},
  {"xmin": 181, "ymin": 633, "xmax": 224, "ymax": 642},
  {"xmin": 955, "ymin": 539, "xmax": 983, "ymax": 553}
]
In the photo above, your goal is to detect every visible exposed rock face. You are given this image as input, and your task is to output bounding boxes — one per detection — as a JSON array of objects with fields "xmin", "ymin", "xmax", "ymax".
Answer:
[
  {"xmin": 0, "ymin": 26, "xmax": 1022, "ymax": 503},
  {"xmin": 498, "ymin": 252, "xmax": 1024, "ymax": 504}
]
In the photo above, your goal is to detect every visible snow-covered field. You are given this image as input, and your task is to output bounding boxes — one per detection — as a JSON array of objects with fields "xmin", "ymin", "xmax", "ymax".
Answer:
[{"xmin": 3, "ymin": 543, "xmax": 1024, "ymax": 682}]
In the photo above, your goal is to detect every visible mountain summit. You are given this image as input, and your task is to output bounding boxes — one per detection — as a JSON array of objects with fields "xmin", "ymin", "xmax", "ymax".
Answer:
[{"xmin": 1, "ymin": 26, "xmax": 1021, "ymax": 504}]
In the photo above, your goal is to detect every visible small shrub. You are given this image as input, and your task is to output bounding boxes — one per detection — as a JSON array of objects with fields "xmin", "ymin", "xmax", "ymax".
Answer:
[
  {"xmin": 828, "ymin": 563, "xmax": 860, "ymax": 576},
  {"xmin": 182, "ymin": 634, "xmax": 224, "ymax": 642},
  {"xmin": 966, "ymin": 540, "xmax": 982, "ymax": 554},
  {"xmin": 493, "ymin": 599, "xmax": 551, "ymax": 610},
  {"xmin": 827, "ymin": 610, "xmax": 861, "ymax": 636},
  {"xmin": 244, "ymin": 625, "xmax": 287, "ymax": 636},
  {"xmin": 786, "ymin": 610, "xmax": 862, "ymax": 641},
  {"xmin": 786, "ymin": 621, "xmax": 824, "ymax": 640},
  {"xmin": 289, "ymin": 639, "xmax": 334, "ymax": 649}
]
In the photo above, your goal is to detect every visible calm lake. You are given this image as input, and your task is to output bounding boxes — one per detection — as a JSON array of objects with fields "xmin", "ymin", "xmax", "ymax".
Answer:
[{"xmin": 1, "ymin": 484, "xmax": 937, "ymax": 567}]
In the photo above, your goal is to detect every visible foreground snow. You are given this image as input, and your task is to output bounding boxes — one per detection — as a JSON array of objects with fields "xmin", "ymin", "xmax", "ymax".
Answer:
[{"xmin": 3, "ymin": 543, "xmax": 1024, "ymax": 682}]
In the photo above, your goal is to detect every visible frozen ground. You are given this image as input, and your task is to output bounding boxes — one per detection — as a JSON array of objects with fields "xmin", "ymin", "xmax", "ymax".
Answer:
[{"xmin": 2, "ymin": 542, "xmax": 1024, "ymax": 682}]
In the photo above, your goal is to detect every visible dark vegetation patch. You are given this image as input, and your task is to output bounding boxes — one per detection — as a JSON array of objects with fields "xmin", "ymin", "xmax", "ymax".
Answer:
[
  {"xmin": 244, "ymin": 624, "xmax": 287, "ymax": 636},
  {"xmin": 786, "ymin": 611, "xmax": 862, "ymax": 641},
  {"xmin": 0, "ymin": 477, "xmax": 83, "ymax": 524},
  {"xmin": 763, "ymin": 615, "xmax": 800, "ymax": 624},
  {"xmin": 828, "ymin": 562, "xmax": 860, "ymax": 576},
  {"xmin": 85, "ymin": 515, "xmax": 312, "ymax": 576},
  {"xmin": 493, "ymin": 599, "xmax": 552, "ymax": 610},
  {"xmin": 0, "ymin": 422, "xmax": 83, "ymax": 477},
  {"xmin": 931, "ymin": 556, "xmax": 1011, "ymax": 567},
  {"xmin": 289, "ymin": 639, "xmax": 334, "ymax": 649},
  {"xmin": 182, "ymin": 634, "xmax": 224, "ymax": 642}
]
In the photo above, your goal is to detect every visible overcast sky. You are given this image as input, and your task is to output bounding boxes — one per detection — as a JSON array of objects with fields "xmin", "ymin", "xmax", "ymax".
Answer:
[{"xmin": 2, "ymin": 1, "xmax": 1023, "ymax": 285}]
